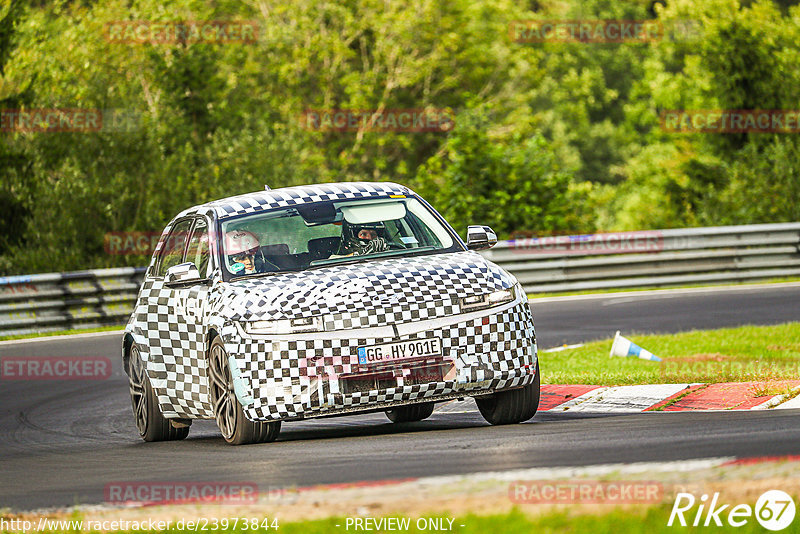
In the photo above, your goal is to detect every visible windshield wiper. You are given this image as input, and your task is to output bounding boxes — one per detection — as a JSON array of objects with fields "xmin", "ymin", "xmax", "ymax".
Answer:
[
  {"xmin": 230, "ymin": 270, "xmax": 295, "ymax": 281},
  {"xmin": 307, "ymin": 246, "xmax": 439, "ymax": 269}
]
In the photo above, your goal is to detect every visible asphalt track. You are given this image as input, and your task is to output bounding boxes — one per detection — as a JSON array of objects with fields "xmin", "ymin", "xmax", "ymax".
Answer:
[{"xmin": 2, "ymin": 283, "xmax": 799, "ymax": 510}]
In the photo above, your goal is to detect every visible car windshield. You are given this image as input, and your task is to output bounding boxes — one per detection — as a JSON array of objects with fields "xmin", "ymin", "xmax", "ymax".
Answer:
[{"xmin": 220, "ymin": 196, "xmax": 458, "ymax": 277}]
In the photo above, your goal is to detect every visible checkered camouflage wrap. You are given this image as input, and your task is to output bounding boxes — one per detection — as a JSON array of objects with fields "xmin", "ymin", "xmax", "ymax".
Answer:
[
  {"xmin": 128, "ymin": 279, "xmax": 213, "ymax": 418},
  {"xmin": 466, "ymin": 225, "xmax": 498, "ymax": 249},
  {"xmin": 124, "ymin": 182, "xmax": 537, "ymax": 423},
  {"xmin": 226, "ymin": 299, "xmax": 536, "ymax": 421},
  {"xmin": 208, "ymin": 182, "xmax": 409, "ymax": 219},
  {"xmin": 164, "ymin": 261, "xmax": 200, "ymax": 283},
  {"xmin": 214, "ymin": 251, "xmax": 512, "ymax": 323}
]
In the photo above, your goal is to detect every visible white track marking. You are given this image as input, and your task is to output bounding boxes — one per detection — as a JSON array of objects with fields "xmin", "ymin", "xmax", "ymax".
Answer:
[
  {"xmin": 411, "ymin": 457, "xmax": 735, "ymax": 487},
  {"xmin": 559, "ymin": 384, "xmax": 692, "ymax": 413},
  {"xmin": 0, "ymin": 329, "xmax": 123, "ymax": 346},
  {"xmin": 751, "ymin": 387, "xmax": 800, "ymax": 410},
  {"xmin": 551, "ymin": 387, "xmax": 608, "ymax": 411},
  {"xmin": 773, "ymin": 394, "xmax": 800, "ymax": 410},
  {"xmin": 528, "ymin": 281, "xmax": 800, "ymax": 304},
  {"xmin": 542, "ymin": 343, "xmax": 585, "ymax": 353}
]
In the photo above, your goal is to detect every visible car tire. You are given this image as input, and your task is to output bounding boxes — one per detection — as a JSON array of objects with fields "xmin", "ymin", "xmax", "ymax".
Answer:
[
  {"xmin": 208, "ymin": 337, "xmax": 281, "ymax": 445},
  {"xmin": 128, "ymin": 345, "xmax": 190, "ymax": 442},
  {"xmin": 475, "ymin": 361, "xmax": 540, "ymax": 425},
  {"xmin": 385, "ymin": 402, "xmax": 435, "ymax": 423}
]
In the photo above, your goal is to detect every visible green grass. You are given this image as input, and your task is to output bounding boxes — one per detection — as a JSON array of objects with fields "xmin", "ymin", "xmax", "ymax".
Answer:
[
  {"xmin": 527, "ymin": 276, "xmax": 800, "ymax": 299},
  {"xmin": 6, "ymin": 506, "xmax": 782, "ymax": 533},
  {"xmin": 541, "ymin": 322, "xmax": 800, "ymax": 385},
  {"xmin": 0, "ymin": 325, "xmax": 122, "ymax": 341},
  {"xmin": 273, "ymin": 507, "xmax": 784, "ymax": 534},
  {"xmin": 5, "ymin": 322, "xmax": 799, "ymax": 387},
  {"xmin": 269, "ymin": 508, "xmax": 739, "ymax": 533}
]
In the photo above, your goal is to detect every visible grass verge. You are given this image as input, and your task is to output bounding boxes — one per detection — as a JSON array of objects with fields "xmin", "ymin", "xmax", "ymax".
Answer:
[
  {"xmin": 0, "ymin": 325, "xmax": 122, "ymax": 342},
  {"xmin": 541, "ymin": 322, "xmax": 800, "ymax": 385},
  {"xmin": 273, "ymin": 507, "xmax": 779, "ymax": 534},
  {"xmin": 527, "ymin": 276, "xmax": 800, "ymax": 299},
  {"xmin": 6, "ymin": 506, "xmax": 781, "ymax": 533}
]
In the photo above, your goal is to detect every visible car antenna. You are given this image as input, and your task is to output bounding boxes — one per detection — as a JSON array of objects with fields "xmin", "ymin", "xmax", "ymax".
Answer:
[{"xmin": 264, "ymin": 184, "xmax": 271, "ymax": 191}]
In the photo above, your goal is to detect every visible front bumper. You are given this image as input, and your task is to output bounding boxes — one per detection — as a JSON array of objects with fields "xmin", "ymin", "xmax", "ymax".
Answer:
[{"xmin": 224, "ymin": 298, "xmax": 537, "ymax": 422}]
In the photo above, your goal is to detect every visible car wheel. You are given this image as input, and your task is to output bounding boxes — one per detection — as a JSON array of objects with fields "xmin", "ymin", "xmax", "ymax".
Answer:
[
  {"xmin": 128, "ymin": 345, "xmax": 190, "ymax": 442},
  {"xmin": 385, "ymin": 402, "xmax": 435, "ymax": 423},
  {"xmin": 475, "ymin": 361, "xmax": 540, "ymax": 425},
  {"xmin": 208, "ymin": 337, "xmax": 281, "ymax": 445}
]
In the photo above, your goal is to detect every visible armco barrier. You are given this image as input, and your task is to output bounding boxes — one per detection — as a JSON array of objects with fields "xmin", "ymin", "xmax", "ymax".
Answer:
[
  {"xmin": 1, "ymin": 223, "xmax": 798, "ymax": 336},
  {"xmin": 0, "ymin": 267, "xmax": 145, "ymax": 337},
  {"xmin": 481, "ymin": 223, "xmax": 800, "ymax": 293}
]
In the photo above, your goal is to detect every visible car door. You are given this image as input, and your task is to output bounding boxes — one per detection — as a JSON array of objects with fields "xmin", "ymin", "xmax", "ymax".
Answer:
[
  {"xmin": 166, "ymin": 215, "xmax": 215, "ymax": 418},
  {"xmin": 144, "ymin": 216, "xmax": 213, "ymax": 418}
]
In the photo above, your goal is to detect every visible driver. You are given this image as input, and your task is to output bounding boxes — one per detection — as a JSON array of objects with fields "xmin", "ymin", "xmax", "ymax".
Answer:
[
  {"xmin": 225, "ymin": 230, "xmax": 274, "ymax": 275},
  {"xmin": 339, "ymin": 222, "xmax": 389, "ymax": 256}
]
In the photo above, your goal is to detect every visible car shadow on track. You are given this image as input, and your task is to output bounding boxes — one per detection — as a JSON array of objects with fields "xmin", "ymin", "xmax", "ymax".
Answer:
[{"xmin": 160, "ymin": 410, "xmax": 630, "ymax": 447}]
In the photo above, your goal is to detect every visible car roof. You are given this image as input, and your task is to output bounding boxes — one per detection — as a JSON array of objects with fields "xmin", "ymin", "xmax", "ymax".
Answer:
[{"xmin": 189, "ymin": 181, "xmax": 413, "ymax": 220}]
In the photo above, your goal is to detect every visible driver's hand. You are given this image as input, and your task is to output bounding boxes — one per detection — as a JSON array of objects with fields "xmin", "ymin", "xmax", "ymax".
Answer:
[{"xmin": 363, "ymin": 237, "xmax": 388, "ymax": 254}]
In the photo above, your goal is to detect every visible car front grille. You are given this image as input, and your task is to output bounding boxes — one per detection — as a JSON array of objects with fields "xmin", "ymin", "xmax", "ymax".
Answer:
[{"xmin": 338, "ymin": 358, "xmax": 453, "ymax": 394}]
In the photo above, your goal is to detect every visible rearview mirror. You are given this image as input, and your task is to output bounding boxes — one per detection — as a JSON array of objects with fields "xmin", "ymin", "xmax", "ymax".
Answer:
[
  {"xmin": 466, "ymin": 225, "xmax": 498, "ymax": 250},
  {"xmin": 164, "ymin": 262, "xmax": 206, "ymax": 287},
  {"xmin": 341, "ymin": 201, "xmax": 407, "ymax": 224},
  {"xmin": 297, "ymin": 202, "xmax": 338, "ymax": 225}
]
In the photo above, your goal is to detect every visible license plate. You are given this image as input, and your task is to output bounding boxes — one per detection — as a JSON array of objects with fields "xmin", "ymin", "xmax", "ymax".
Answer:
[{"xmin": 357, "ymin": 338, "xmax": 442, "ymax": 365}]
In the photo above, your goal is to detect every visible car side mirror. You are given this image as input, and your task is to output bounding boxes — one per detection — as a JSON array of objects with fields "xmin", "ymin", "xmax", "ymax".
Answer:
[
  {"xmin": 466, "ymin": 225, "xmax": 498, "ymax": 250},
  {"xmin": 164, "ymin": 262, "xmax": 206, "ymax": 287}
]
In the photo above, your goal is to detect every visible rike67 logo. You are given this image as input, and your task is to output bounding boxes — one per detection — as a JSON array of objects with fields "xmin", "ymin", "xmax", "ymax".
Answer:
[{"xmin": 668, "ymin": 490, "xmax": 796, "ymax": 531}]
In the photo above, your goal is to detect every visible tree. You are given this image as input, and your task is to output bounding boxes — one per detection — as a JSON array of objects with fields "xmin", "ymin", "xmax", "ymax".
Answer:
[{"xmin": 414, "ymin": 110, "xmax": 594, "ymax": 238}]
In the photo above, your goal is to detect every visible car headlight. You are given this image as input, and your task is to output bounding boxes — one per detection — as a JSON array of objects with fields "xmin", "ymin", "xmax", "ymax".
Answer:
[
  {"xmin": 246, "ymin": 316, "xmax": 324, "ymax": 335},
  {"xmin": 460, "ymin": 286, "xmax": 517, "ymax": 312}
]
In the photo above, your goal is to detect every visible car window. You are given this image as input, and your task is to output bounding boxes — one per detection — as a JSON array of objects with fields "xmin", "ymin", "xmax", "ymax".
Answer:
[
  {"xmin": 230, "ymin": 214, "xmax": 341, "ymax": 254},
  {"xmin": 155, "ymin": 219, "xmax": 193, "ymax": 277},
  {"xmin": 219, "ymin": 197, "xmax": 458, "ymax": 277},
  {"xmin": 185, "ymin": 218, "xmax": 210, "ymax": 277}
]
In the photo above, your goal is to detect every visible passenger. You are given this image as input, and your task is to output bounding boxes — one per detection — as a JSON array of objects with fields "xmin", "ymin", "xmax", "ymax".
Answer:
[{"xmin": 225, "ymin": 230, "xmax": 276, "ymax": 274}]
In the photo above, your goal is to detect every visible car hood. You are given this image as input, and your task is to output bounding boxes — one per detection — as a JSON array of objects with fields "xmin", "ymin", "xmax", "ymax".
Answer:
[{"xmin": 212, "ymin": 251, "xmax": 517, "ymax": 322}]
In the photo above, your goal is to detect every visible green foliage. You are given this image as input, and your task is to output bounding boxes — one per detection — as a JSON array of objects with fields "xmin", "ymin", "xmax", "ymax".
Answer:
[
  {"xmin": 0, "ymin": 0, "xmax": 799, "ymax": 274},
  {"xmin": 719, "ymin": 138, "xmax": 800, "ymax": 223},
  {"xmin": 611, "ymin": 0, "xmax": 800, "ymax": 230},
  {"xmin": 518, "ymin": 0, "xmax": 654, "ymax": 185},
  {"xmin": 414, "ymin": 110, "xmax": 593, "ymax": 238},
  {"xmin": 541, "ymin": 322, "xmax": 800, "ymax": 386}
]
